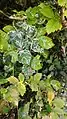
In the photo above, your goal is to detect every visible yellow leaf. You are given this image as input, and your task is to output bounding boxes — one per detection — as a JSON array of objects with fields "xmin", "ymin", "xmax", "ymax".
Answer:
[
  {"xmin": 8, "ymin": 76, "xmax": 18, "ymax": 84},
  {"xmin": 47, "ymin": 90, "xmax": 55, "ymax": 104}
]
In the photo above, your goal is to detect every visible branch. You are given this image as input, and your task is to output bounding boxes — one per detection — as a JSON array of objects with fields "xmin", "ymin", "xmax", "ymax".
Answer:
[{"xmin": 0, "ymin": 10, "xmax": 27, "ymax": 21}]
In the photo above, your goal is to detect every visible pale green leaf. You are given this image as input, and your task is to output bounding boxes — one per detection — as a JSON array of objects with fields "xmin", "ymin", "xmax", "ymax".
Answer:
[
  {"xmin": 58, "ymin": 0, "xmax": 67, "ymax": 7},
  {"xmin": 0, "ymin": 79, "xmax": 8, "ymax": 85},
  {"xmin": 53, "ymin": 98, "xmax": 65, "ymax": 108},
  {"xmin": 3, "ymin": 25, "xmax": 14, "ymax": 33},
  {"xmin": 18, "ymin": 73, "xmax": 24, "ymax": 82},
  {"xmin": 50, "ymin": 112, "xmax": 59, "ymax": 119},
  {"xmin": 0, "ymin": 30, "xmax": 8, "ymax": 51},
  {"xmin": 64, "ymin": 10, "xmax": 67, "ymax": 18},
  {"xmin": 39, "ymin": 36, "xmax": 54, "ymax": 49},
  {"xmin": 8, "ymin": 76, "xmax": 18, "ymax": 84},
  {"xmin": 17, "ymin": 82, "xmax": 26, "ymax": 96},
  {"xmin": 53, "ymin": 107, "xmax": 64, "ymax": 114},
  {"xmin": 31, "ymin": 55, "xmax": 42, "ymax": 70},
  {"xmin": 51, "ymin": 80, "xmax": 61, "ymax": 91},
  {"xmin": 34, "ymin": 73, "xmax": 42, "ymax": 83},
  {"xmin": 5, "ymin": 86, "xmax": 19, "ymax": 106},
  {"xmin": 46, "ymin": 18, "xmax": 62, "ymax": 34}
]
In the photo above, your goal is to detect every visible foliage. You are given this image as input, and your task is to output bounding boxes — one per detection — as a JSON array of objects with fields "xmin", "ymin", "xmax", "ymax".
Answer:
[{"xmin": 0, "ymin": 0, "xmax": 67, "ymax": 119}]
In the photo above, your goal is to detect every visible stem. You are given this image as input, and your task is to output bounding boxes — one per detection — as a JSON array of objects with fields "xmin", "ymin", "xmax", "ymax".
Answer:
[
  {"xmin": 13, "ymin": 63, "xmax": 14, "ymax": 76},
  {"xmin": 0, "ymin": 10, "xmax": 27, "ymax": 21}
]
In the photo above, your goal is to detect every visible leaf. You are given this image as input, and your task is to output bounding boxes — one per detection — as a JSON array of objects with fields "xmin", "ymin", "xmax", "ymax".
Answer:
[
  {"xmin": 22, "ymin": 65, "xmax": 35, "ymax": 79},
  {"xmin": 9, "ymin": 51, "xmax": 18, "ymax": 63},
  {"xmin": 42, "ymin": 116, "xmax": 50, "ymax": 119},
  {"xmin": 5, "ymin": 86, "xmax": 19, "ymax": 106},
  {"xmin": 0, "ymin": 88, "xmax": 7, "ymax": 95},
  {"xmin": 51, "ymin": 80, "xmax": 61, "ymax": 91},
  {"xmin": 39, "ymin": 36, "xmax": 54, "ymax": 49},
  {"xmin": 0, "ymin": 100, "xmax": 10, "ymax": 114},
  {"xmin": 64, "ymin": 10, "xmax": 67, "ymax": 18},
  {"xmin": 31, "ymin": 55, "xmax": 42, "ymax": 70},
  {"xmin": 0, "ymin": 79, "xmax": 8, "ymax": 85},
  {"xmin": 18, "ymin": 102, "xmax": 30, "ymax": 119},
  {"xmin": 3, "ymin": 107, "xmax": 10, "ymax": 114},
  {"xmin": 19, "ymin": 50, "xmax": 32, "ymax": 65},
  {"xmin": 3, "ymin": 25, "xmax": 14, "ymax": 33},
  {"xmin": 37, "ymin": 27, "xmax": 46, "ymax": 37},
  {"xmin": 53, "ymin": 98, "xmax": 65, "ymax": 108},
  {"xmin": 29, "ymin": 76, "xmax": 39, "ymax": 91},
  {"xmin": 50, "ymin": 112, "xmax": 59, "ymax": 119},
  {"xmin": 18, "ymin": 73, "xmax": 24, "ymax": 82},
  {"xmin": 8, "ymin": 76, "xmax": 18, "ymax": 84},
  {"xmin": 47, "ymin": 90, "xmax": 55, "ymax": 104},
  {"xmin": 42, "ymin": 50, "xmax": 49, "ymax": 59},
  {"xmin": 46, "ymin": 18, "xmax": 62, "ymax": 34},
  {"xmin": 28, "ymin": 73, "xmax": 42, "ymax": 91},
  {"xmin": 26, "ymin": 7, "xmax": 38, "ymax": 25},
  {"xmin": 58, "ymin": 0, "xmax": 67, "ymax": 7},
  {"xmin": 34, "ymin": 73, "xmax": 42, "ymax": 83},
  {"xmin": 17, "ymin": 82, "xmax": 26, "ymax": 96},
  {"xmin": 39, "ymin": 3, "xmax": 54, "ymax": 18},
  {"xmin": 53, "ymin": 107, "xmax": 64, "ymax": 114},
  {"xmin": 0, "ymin": 30, "xmax": 8, "ymax": 51}
]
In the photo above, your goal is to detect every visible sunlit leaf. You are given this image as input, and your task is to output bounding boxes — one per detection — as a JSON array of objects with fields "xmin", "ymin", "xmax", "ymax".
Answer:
[
  {"xmin": 46, "ymin": 18, "xmax": 62, "ymax": 34},
  {"xmin": 58, "ymin": 0, "xmax": 67, "ymax": 7},
  {"xmin": 17, "ymin": 82, "xmax": 26, "ymax": 96},
  {"xmin": 8, "ymin": 76, "xmax": 18, "ymax": 84},
  {"xmin": 47, "ymin": 90, "xmax": 55, "ymax": 104},
  {"xmin": 53, "ymin": 98, "xmax": 65, "ymax": 108},
  {"xmin": 51, "ymin": 80, "xmax": 61, "ymax": 91},
  {"xmin": 3, "ymin": 25, "xmax": 14, "ymax": 33},
  {"xmin": 50, "ymin": 112, "xmax": 59, "ymax": 119},
  {"xmin": 18, "ymin": 73, "xmax": 24, "ymax": 82},
  {"xmin": 39, "ymin": 3, "xmax": 54, "ymax": 18},
  {"xmin": 0, "ymin": 30, "xmax": 8, "ymax": 51},
  {"xmin": 39, "ymin": 36, "xmax": 54, "ymax": 49},
  {"xmin": 31, "ymin": 55, "xmax": 42, "ymax": 70}
]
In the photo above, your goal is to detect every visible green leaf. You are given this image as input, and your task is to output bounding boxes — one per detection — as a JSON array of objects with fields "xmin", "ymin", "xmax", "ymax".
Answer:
[
  {"xmin": 31, "ymin": 55, "xmax": 42, "ymax": 70},
  {"xmin": 28, "ymin": 73, "xmax": 42, "ymax": 91},
  {"xmin": 18, "ymin": 73, "xmax": 24, "ymax": 82},
  {"xmin": 46, "ymin": 18, "xmax": 62, "ymax": 34},
  {"xmin": 9, "ymin": 51, "xmax": 18, "ymax": 63},
  {"xmin": 0, "ymin": 79, "xmax": 8, "ymax": 85},
  {"xmin": 17, "ymin": 82, "xmax": 26, "ymax": 96},
  {"xmin": 53, "ymin": 98, "xmax": 65, "ymax": 108},
  {"xmin": 53, "ymin": 107, "xmax": 64, "ymax": 115},
  {"xmin": 64, "ymin": 10, "xmax": 67, "ymax": 18},
  {"xmin": 50, "ymin": 112, "xmax": 59, "ymax": 119},
  {"xmin": 34, "ymin": 73, "xmax": 42, "ymax": 83},
  {"xmin": 58, "ymin": 0, "xmax": 67, "ymax": 7},
  {"xmin": 3, "ymin": 107, "xmax": 10, "ymax": 114},
  {"xmin": 39, "ymin": 3, "xmax": 54, "ymax": 18},
  {"xmin": 0, "ymin": 88, "xmax": 7, "ymax": 95},
  {"xmin": 37, "ymin": 27, "xmax": 46, "ymax": 37},
  {"xmin": 26, "ymin": 7, "xmax": 38, "ymax": 25},
  {"xmin": 5, "ymin": 86, "xmax": 19, "ymax": 106},
  {"xmin": 51, "ymin": 80, "xmax": 61, "ymax": 91},
  {"xmin": 42, "ymin": 50, "xmax": 49, "ymax": 59},
  {"xmin": 0, "ymin": 30, "xmax": 8, "ymax": 51},
  {"xmin": 3, "ymin": 25, "xmax": 14, "ymax": 33},
  {"xmin": 18, "ymin": 102, "xmax": 30, "ymax": 119},
  {"xmin": 39, "ymin": 36, "xmax": 54, "ymax": 49}
]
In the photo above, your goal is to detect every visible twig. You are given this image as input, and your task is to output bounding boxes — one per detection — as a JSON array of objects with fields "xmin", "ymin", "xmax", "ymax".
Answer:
[{"xmin": 0, "ymin": 10, "xmax": 27, "ymax": 21}]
